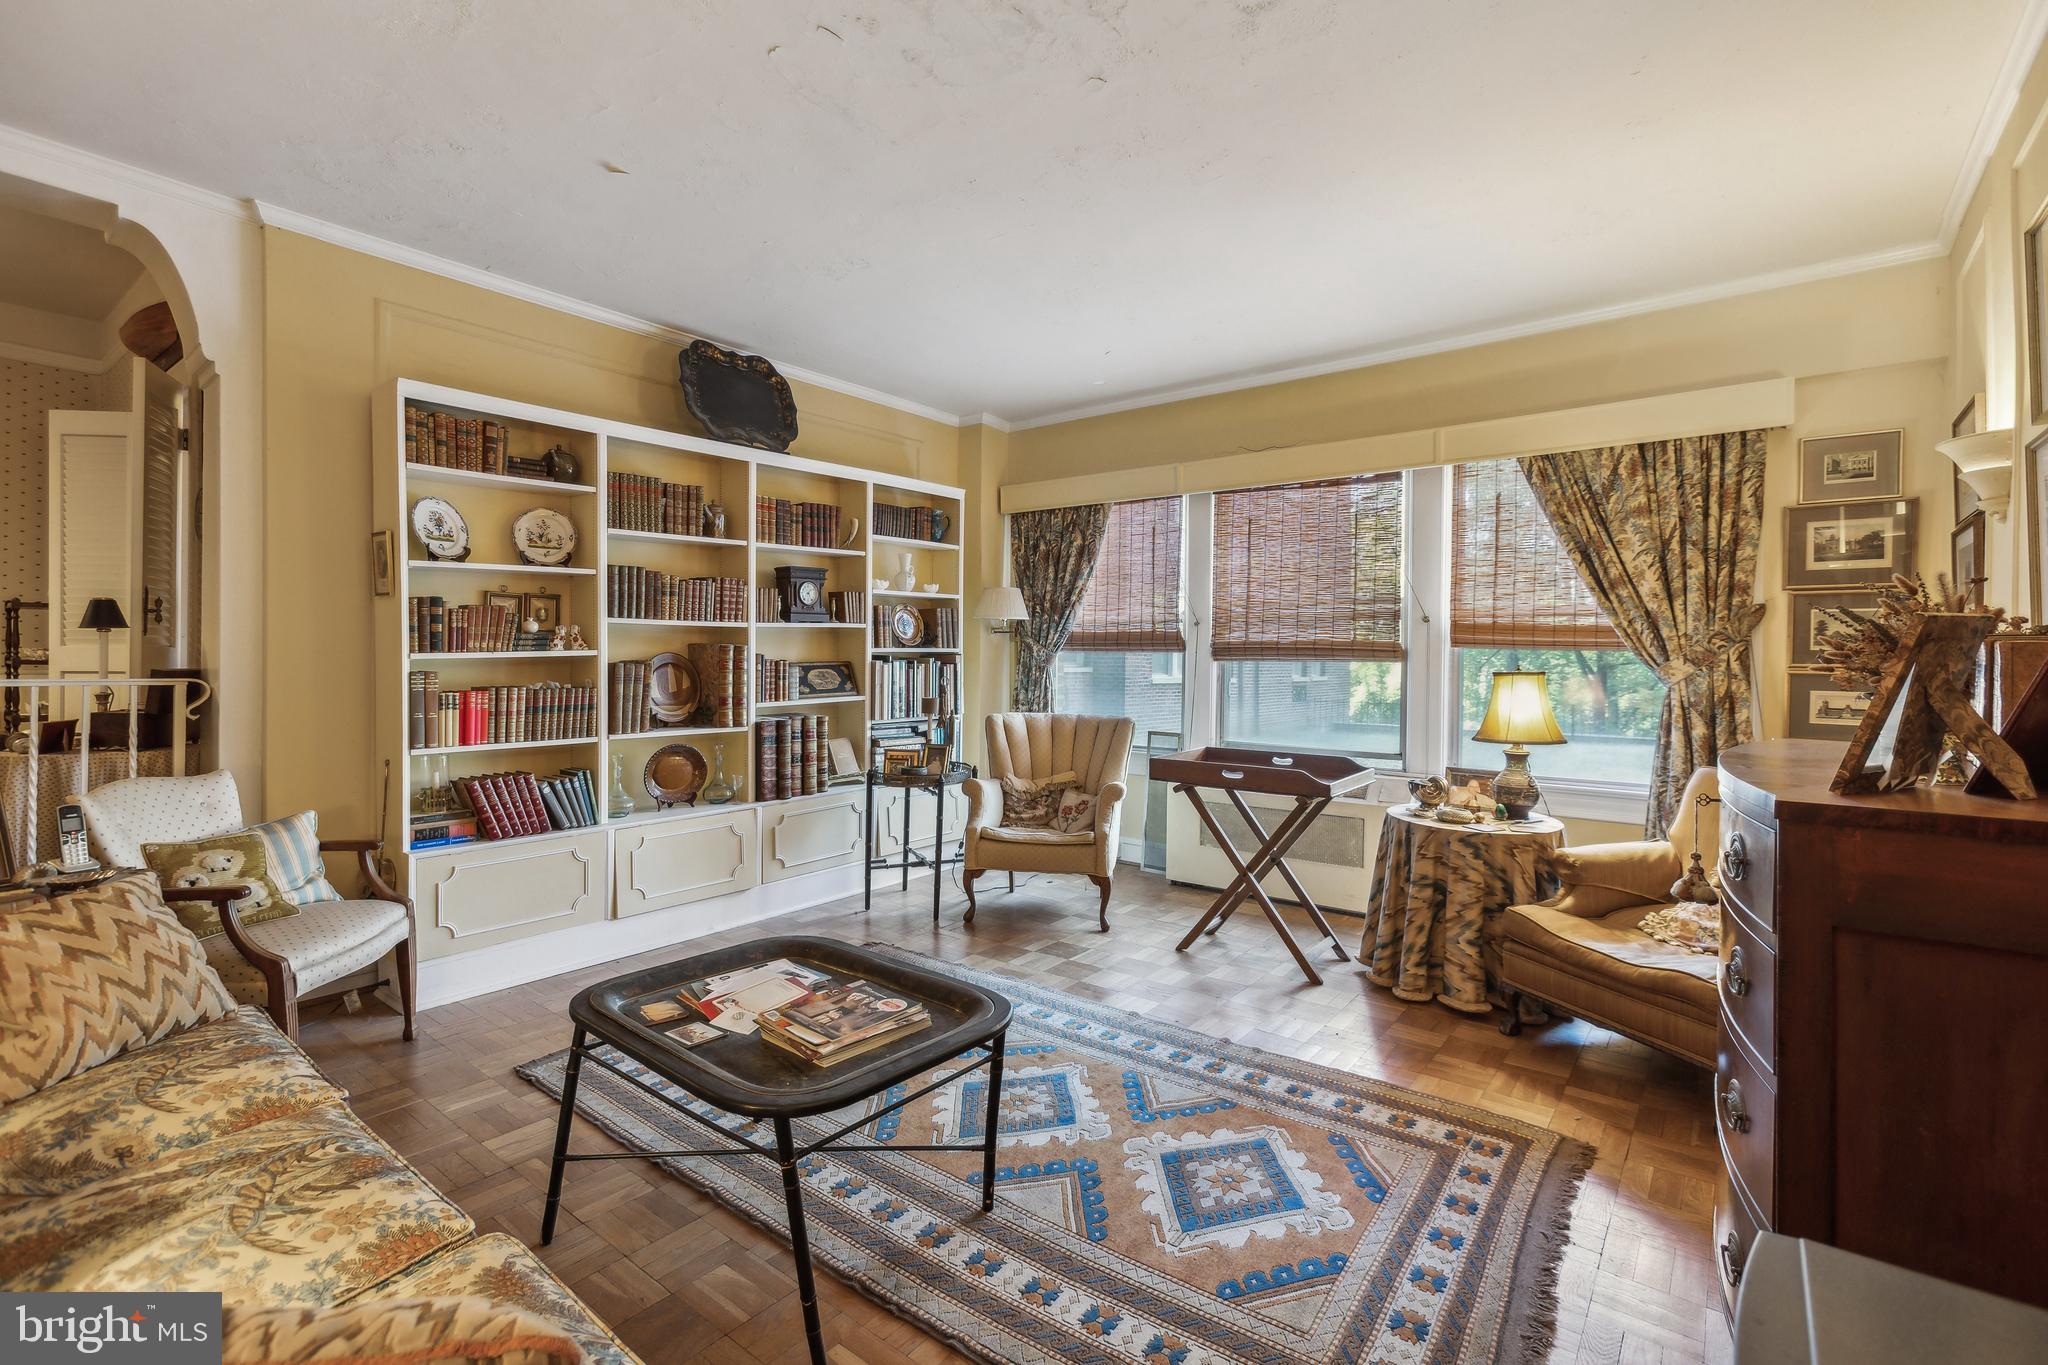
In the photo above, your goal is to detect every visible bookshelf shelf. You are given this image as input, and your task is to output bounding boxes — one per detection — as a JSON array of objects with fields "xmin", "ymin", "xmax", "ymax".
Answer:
[
  {"xmin": 757, "ymin": 542, "xmax": 865, "ymax": 559},
  {"xmin": 871, "ymin": 646, "xmax": 962, "ymax": 655},
  {"xmin": 756, "ymin": 695, "xmax": 866, "ymax": 710},
  {"xmin": 411, "ymin": 650, "xmax": 598, "ymax": 661},
  {"xmin": 405, "ymin": 464, "xmax": 597, "ymax": 496},
  {"xmin": 409, "ymin": 736, "xmax": 598, "ymax": 757},
  {"xmin": 756, "ymin": 621, "xmax": 867, "ymax": 631},
  {"xmin": 873, "ymin": 588, "xmax": 959, "ymax": 601},
  {"xmin": 408, "ymin": 560, "xmax": 599, "ymax": 577},
  {"xmin": 610, "ymin": 725, "xmax": 749, "ymax": 739},
  {"xmin": 871, "ymin": 534, "xmax": 958, "ymax": 551},
  {"xmin": 607, "ymin": 529, "xmax": 747, "ymax": 549},
  {"xmin": 606, "ymin": 617, "xmax": 749, "ymax": 628},
  {"xmin": 409, "ymin": 825, "xmax": 589, "ymax": 856}
]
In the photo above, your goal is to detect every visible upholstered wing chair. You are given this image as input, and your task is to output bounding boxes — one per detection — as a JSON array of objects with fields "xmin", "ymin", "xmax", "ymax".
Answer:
[
  {"xmin": 73, "ymin": 771, "xmax": 416, "ymax": 1041},
  {"xmin": 1495, "ymin": 767, "xmax": 1721, "ymax": 1067},
  {"xmin": 964, "ymin": 713, "xmax": 1134, "ymax": 931}
]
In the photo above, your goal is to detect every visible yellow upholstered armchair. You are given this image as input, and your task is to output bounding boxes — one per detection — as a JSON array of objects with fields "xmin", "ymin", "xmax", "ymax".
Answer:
[
  {"xmin": 964, "ymin": 713, "xmax": 1134, "ymax": 931},
  {"xmin": 1496, "ymin": 768, "xmax": 1722, "ymax": 1067}
]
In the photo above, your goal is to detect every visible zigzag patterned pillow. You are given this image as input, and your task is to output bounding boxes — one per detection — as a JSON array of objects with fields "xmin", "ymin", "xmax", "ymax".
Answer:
[
  {"xmin": 222, "ymin": 1297, "xmax": 585, "ymax": 1365},
  {"xmin": 0, "ymin": 873, "xmax": 234, "ymax": 1102}
]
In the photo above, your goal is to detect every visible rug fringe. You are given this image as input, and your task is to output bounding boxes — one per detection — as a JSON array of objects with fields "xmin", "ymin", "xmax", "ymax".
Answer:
[{"xmin": 1503, "ymin": 1135, "xmax": 1598, "ymax": 1365}]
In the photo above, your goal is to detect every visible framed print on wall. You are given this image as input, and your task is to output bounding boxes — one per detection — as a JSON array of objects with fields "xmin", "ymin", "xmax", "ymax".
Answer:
[
  {"xmin": 1786, "ymin": 672, "xmax": 1877, "ymax": 741},
  {"xmin": 1951, "ymin": 510, "xmax": 1987, "ymax": 608},
  {"xmin": 2027, "ymin": 212, "xmax": 2048, "ymax": 424},
  {"xmin": 1784, "ymin": 497, "xmax": 1917, "ymax": 590},
  {"xmin": 1788, "ymin": 591, "xmax": 1878, "ymax": 669},
  {"xmin": 1798, "ymin": 430, "xmax": 1902, "ymax": 504}
]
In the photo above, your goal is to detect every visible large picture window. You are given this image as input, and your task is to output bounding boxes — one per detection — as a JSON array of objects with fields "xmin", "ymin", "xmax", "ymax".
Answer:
[
  {"xmin": 1212, "ymin": 475, "xmax": 1405, "ymax": 759},
  {"xmin": 1053, "ymin": 497, "xmax": 1185, "ymax": 740},
  {"xmin": 1450, "ymin": 460, "xmax": 1663, "ymax": 784}
]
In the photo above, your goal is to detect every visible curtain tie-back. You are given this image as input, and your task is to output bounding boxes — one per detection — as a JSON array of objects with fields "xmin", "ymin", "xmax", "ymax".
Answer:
[{"xmin": 1652, "ymin": 603, "xmax": 1767, "ymax": 687}]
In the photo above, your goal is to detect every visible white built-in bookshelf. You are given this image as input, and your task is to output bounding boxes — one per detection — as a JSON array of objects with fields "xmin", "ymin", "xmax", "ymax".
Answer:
[{"xmin": 373, "ymin": 379, "xmax": 965, "ymax": 988}]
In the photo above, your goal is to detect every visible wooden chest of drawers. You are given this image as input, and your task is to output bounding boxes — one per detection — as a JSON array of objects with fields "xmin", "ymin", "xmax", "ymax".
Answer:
[{"xmin": 1712, "ymin": 741, "xmax": 2048, "ymax": 1316}]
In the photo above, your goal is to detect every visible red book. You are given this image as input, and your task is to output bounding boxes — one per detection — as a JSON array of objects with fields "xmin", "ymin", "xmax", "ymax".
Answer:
[
  {"xmin": 487, "ymin": 774, "xmax": 533, "ymax": 836},
  {"xmin": 460, "ymin": 777, "xmax": 505, "ymax": 840}
]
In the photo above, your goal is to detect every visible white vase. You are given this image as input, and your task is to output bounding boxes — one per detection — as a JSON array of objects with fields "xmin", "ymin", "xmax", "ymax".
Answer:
[{"xmin": 894, "ymin": 552, "xmax": 917, "ymax": 591}]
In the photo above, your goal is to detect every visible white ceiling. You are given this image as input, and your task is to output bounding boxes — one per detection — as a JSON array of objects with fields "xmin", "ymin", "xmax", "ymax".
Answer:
[
  {"xmin": 0, "ymin": 200, "xmax": 142, "ymax": 318},
  {"xmin": 0, "ymin": 1, "xmax": 2033, "ymax": 423}
]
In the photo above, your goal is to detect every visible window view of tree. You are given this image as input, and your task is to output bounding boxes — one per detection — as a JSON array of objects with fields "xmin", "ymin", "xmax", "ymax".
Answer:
[{"xmin": 1455, "ymin": 647, "xmax": 1662, "ymax": 782}]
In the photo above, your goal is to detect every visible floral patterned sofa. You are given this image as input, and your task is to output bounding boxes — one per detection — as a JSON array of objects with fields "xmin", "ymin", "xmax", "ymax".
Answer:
[{"xmin": 0, "ymin": 875, "xmax": 640, "ymax": 1364}]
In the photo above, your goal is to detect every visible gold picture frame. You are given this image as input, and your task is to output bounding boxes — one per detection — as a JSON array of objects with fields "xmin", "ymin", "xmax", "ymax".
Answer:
[
  {"xmin": 369, "ymin": 530, "xmax": 394, "ymax": 596},
  {"xmin": 1797, "ymin": 430, "xmax": 1902, "ymax": 505}
]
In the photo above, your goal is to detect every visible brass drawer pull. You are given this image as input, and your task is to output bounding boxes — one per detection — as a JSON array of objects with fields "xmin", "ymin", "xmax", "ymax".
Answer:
[
  {"xmin": 1721, "ymin": 831, "xmax": 1749, "ymax": 882},
  {"xmin": 1721, "ymin": 1230, "xmax": 1744, "ymax": 1287},
  {"xmin": 1725, "ymin": 946, "xmax": 1750, "ymax": 997},
  {"xmin": 1721, "ymin": 1077, "xmax": 1752, "ymax": 1134}
]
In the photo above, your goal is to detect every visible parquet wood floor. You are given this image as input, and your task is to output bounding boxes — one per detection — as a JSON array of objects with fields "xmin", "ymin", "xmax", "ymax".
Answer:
[{"xmin": 299, "ymin": 868, "xmax": 1732, "ymax": 1365}]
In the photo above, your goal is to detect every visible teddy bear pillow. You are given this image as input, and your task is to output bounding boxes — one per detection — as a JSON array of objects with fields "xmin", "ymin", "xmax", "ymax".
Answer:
[{"xmin": 140, "ymin": 833, "xmax": 298, "ymax": 939}]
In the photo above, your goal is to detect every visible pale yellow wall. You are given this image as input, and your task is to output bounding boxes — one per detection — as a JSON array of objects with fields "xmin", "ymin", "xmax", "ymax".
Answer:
[
  {"xmin": 1950, "ymin": 32, "xmax": 2048, "ymax": 621},
  {"xmin": 998, "ymin": 257, "xmax": 1954, "ymax": 744},
  {"xmin": 956, "ymin": 422, "xmax": 1012, "ymax": 767},
  {"xmin": 261, "ymin": 228, "xmax": 962, "ymax": 832}
]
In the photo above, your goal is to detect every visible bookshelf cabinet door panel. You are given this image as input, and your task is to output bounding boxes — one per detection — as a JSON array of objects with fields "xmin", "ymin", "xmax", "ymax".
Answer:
[
  {"xmin": 414, "ymin": 831, "xmax": 608, "ymax": 959},
  {"xmin": 762, "ymin": 792, "xmax": 864, "ymax": 881},
  {"xmin": 614, "ymin": 810, "xmax": 760, "ymax": 918}
]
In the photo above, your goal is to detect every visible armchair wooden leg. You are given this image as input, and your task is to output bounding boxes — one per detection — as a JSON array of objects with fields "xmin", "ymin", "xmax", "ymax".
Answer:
[
  {"xmin": 963, "ymin": 868, "xmax": 982, "ymax": 924},
  {"xmin": 274, "ymin": 988, "xmax": 301, "ymax": 1042},
  {"xmin": 396, "ymin": 923, "xmax": 418, "ymax": 1042},
  {"xmin": 1007, "ymin": 871, "xmax": 1015, "ymax": 892},
  {"xmin": 1088, "ymin": 875, "xmax": 1112, "ymax": 932}
]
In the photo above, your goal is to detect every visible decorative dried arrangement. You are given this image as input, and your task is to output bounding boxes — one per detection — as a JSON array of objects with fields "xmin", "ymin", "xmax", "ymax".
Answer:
[{"xmin": 1813, "ymin": 575, "xmax": 2035, "ymax": 797}]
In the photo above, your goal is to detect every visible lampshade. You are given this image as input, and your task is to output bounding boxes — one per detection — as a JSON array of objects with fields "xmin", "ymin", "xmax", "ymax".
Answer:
[
  {"xmin": 78, "ymin": 597, "xmax": 127, "ymax": 632},
  {"xmin": 974, "ymin": 586, "xmax": 1028, "ymax": 623},
  {"xmin": 1471, "ymin": 671, "xmax": 1566, "ymax": 746}
]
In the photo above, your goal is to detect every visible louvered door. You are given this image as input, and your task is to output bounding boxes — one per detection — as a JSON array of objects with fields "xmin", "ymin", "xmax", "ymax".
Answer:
[
  {"xmin": 47, "ymin": 409, "xmax": 134, "ymax": 679},
  {"xmin": 138, "ymin": 364, "xmax": 184, "ymax": 669}
]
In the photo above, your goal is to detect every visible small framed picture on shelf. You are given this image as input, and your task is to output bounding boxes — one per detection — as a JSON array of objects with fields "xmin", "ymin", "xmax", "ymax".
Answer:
[
  {"xmin": 1798, "ymin": 431, "xmax": 1902, "ymax": 504},
  {"xmin": 1785, "ymin": 672, "xmax": 1876, "ymax": 741},
  {"xmin": 1788, "ymin": 591, "xmax": 1878, "ymax": 669},
  {"xmin": 370, "ymin": 530, "xmax": 394, "ymax": 596},
  {"xmin": 1952, "ymin": 509, "xmax": 1987, "ymax": 608},
  {"xmin": 521, "ymin": 590, "xmax": 563, "ymax": 631},
  {"xmin": 881, "ymin": 747, "xmax": 923, "ymax": 777},
  {"xmin": 484, "ymin": 589, "xmax": 522, "ymax": 622},
  {"xmin": 1784, "ymin": 498, "xmax": 1916, "ymax": 590},
  {"xmin": 794, "ymin": 660, "xmax": 858, "ymax": 699},
  {"xmin": 920, "ymin": 743, "xmax": 950, "ymax": 774}
]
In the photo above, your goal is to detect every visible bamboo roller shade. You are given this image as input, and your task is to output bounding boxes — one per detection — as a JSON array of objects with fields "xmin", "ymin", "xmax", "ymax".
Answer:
[
  {"xmin": 1450, "ymin": 459, "xmax": 1620, "ymax": 649},
  {"xmin": 1067, "ymin": 496, "xmax": 1185, "ymax": 652},
  {"xmin": 1211, "ymin": 475, "xmax": 1404, "ymax": 661}
]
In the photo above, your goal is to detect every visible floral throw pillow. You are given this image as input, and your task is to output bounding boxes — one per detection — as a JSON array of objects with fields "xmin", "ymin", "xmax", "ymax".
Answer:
[
  {"xmin": 1051, "ymin": 786, "xmax": 1097, "ymax": 834},
  {"xmin": 1000, "ymin": 771, "xmax": 1078, "ymax": 829}
]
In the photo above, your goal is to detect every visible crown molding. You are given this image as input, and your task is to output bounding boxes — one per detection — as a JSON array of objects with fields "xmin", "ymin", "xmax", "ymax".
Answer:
[
  {"xmin": 964, "ymin": 411, "xmax": 1013, "ymax": 432},
  {"xmin": 0, "ymin": 122, "xmax": 254, "ymax": 223},
  {"xmin": 1937, "ymin": 0, "xmax": 2048, "ymax": 247},
  {"xmin": 1009, "ymin": 240, "xmax": 1946, "ymax": 430},
  {"xmin": 251, "ymin": 200, "xmax": 969, "ymax": 429}
]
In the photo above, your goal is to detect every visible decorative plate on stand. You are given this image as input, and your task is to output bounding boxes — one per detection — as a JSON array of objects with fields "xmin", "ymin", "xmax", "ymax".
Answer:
[
  {"xmin": 889, "ymin": 604, "xmax": 926, "ymax": 647},
  {"xmin": 644, "ymin": 744, "xmax": 708, "ymax": 809},
  {"xmin": 647, "ymin": 651, "xmax": 701, "ymax": 725},
  {"xmin": 677, "ymin": 339, "xmax": 799, "ymax": 451},
  {"xmin": 410, "ymin": 497, "xmax": 470, "ymax": 561},
  {"xmin": 512, "ymin": 508, "xmax": 577, "ymax": 566}
]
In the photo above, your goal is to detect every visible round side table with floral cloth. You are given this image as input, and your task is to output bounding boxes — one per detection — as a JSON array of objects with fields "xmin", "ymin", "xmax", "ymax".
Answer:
[{"xmin": 1362, "ymin": 805, "xmax": 1565, "ymax": 1014}]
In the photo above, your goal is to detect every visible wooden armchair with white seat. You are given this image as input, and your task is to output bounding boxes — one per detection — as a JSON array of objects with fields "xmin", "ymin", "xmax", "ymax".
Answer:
[
  {"xmin": 72, "ymin": 770, "xmax": 416, "ymax": 1041},
  {"xmin": 963, "ymin": 712, "xmax": 1134, "ymax": 931}
]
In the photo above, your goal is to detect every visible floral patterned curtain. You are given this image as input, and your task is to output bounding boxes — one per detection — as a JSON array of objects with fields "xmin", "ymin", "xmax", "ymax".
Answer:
[
  {"xmin": 1008, "ymin": 504, "xmax": 1110, "ymax": 712},
  {"xmin": 1519, "ymin": 430, "xmax": 1769, "ymax": 836}
]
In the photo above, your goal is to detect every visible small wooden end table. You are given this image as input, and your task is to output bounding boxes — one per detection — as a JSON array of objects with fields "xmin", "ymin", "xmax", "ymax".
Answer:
[
  {"xmin": 1150, "ymin": 745, "xmax": 1377, "ymax": 986},
  {"xmin": 541, "ymin": 936, "xmax": 1011, "ymax": 1365},
  {"xmin": 863, "ymin": 760, "xmax": 975, "ymax": 921}
]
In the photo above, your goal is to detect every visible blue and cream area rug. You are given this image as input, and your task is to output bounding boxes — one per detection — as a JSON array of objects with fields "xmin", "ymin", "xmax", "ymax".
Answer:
[{"xmin": 517, "ymin": 950, "xmax": 1591, "ymax": 1364}]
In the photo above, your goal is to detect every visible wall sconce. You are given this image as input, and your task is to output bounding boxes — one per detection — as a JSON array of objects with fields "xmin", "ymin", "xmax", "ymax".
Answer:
[
  {"xmin": 974, "ymin": 586, "xmax": 1028, "ymax": 636},
  {"xmin": 1936, "ymin": 427, "xmax": 2014, "ymax": 518}
]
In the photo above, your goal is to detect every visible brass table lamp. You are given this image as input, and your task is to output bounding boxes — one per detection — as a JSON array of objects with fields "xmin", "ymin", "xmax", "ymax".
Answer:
[{"xmin": 1471, "ymin": 670, "xmax": 1566, "ymax": 819}]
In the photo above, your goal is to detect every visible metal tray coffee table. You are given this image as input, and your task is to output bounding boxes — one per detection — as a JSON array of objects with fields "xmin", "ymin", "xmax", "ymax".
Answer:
[{"xmin": 540, "ymin": 936, "xmax": 1011, "ymax": 1365}]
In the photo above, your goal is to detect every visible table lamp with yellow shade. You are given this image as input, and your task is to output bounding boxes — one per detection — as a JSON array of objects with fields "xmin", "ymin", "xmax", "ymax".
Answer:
[{"xmin": 1471, "ymin": 670, "xmax": 1566, "ymax": 818}]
